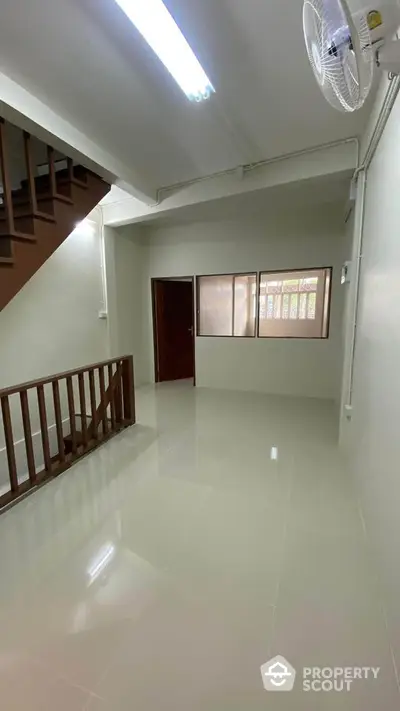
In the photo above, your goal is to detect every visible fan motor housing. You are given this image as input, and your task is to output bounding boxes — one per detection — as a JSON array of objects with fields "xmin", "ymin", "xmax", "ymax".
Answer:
[{"xmin": 363, "ymin": 3, "xmax": 400, "ymax": 45}]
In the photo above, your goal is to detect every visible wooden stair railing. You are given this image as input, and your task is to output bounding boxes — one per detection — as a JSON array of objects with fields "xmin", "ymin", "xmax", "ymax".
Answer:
[
  {"xmin": 0, "ymin": 116, "xmax": 110, "ymax": 311},
  {"xmin": 0, "ymin": 356, "xmax": 135, "ymax": 514}
]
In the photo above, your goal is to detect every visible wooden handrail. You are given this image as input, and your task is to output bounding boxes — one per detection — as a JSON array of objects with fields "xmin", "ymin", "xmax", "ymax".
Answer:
[
  {"xmin": 0, "ymin": 356, "xmax": 133, "ymax": 398},
  {"xmin": 0, "ymin": 356, "xmax": 135, "ymax": 513}
]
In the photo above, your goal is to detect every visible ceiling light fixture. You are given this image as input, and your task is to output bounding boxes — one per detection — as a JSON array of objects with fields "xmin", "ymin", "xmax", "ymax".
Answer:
[{"xmin": 114, "ymin": 0, "xmax": 215, "ymax": 102}]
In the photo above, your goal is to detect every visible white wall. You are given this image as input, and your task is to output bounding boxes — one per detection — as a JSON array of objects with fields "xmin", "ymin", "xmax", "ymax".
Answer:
[
  {"xmin": 344, "ymin": 88, "xmax": 400, "ymax": 680},
  {"xmin": 0, "ymin": 216, "xmax": 148, "ymax": 492},
  {"xmin": 0, "ymin": 209, "xmax": 109, "ymax": 489},
  {"xmin": 0, "ymin": 209, "xmax": 107, "ymax": 389},
  {"xmin": 104, "ymin": 225, "xmax": 147, "ymax": 387},
  {"xmin": 138, "ymin": 205, "xmax": 346, "ymax": 400}
]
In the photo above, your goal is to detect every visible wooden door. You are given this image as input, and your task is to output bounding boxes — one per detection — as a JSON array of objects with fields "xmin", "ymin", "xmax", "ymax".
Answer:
[{"xmin": 153, "ymin": 280, "xmax": 195, "ymax": 382}]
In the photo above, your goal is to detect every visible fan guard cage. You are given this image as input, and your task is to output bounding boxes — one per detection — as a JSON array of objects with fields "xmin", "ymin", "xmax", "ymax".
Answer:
[{"xmin": 303, "ymin": 0, "xmax": 373, "ymax": 111}]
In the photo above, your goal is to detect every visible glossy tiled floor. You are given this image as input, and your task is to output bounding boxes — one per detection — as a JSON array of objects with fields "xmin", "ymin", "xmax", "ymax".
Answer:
[{"xmin": 0, "ymin": 382, "xmax": 398, "ymax": 710}]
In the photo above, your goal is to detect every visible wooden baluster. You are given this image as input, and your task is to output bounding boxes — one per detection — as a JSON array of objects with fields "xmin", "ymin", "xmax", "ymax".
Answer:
[
  {"xmin": 37, "ymin": 385, "xmax": 52, "ymax": 473},
  {"xmin": 122, "ymin": 356, "xmax": 135, "ymax": 424},
  {"xmin": 23, "ymin": 132, "xmax": 38, "ymax": 213},
  {"xmin": 47, "ymin": 145, "xmax": 57, "ymax": 197},
  {"xmin": 20, "ymin": 390, "xmax": 36, "ymax": 485},
  {"xmin": 0, "ymin": 119, "xmax": 15, "ymax": 234},
  {"xmin": 98, "ymin": 366, "xmax": 107, "ymax": 436},
  {"xmin": 52, "ymin": 380, "xmax": 66, "ymax": 463},
  {"xmin": 108, "ymin": 364, "xmax": 116, "ymax": 431},
  {"xmin": 66, "ymin": 376, "xmax": 77, "ymax": 455},
  {"xmin": 67, "ymin": 157, "xmax": 74, "ymax": 182},
  {"xmin": 88, "ymin": 369, "xmax": 98, "ymax": 440},
  {"xmin": 114, "ymin": 361, "xmax": 123, "ymax": 426},
  {"xmin": 1, "ymin": 395, "xmax": 19, "ymax": 493},
  {"xmin": 78, "ymin": 373, "xmax": 88, "ymax": 448},
  {"xmin": 67, "ymin": 156, "xmax": 86, "ymax": 188}
]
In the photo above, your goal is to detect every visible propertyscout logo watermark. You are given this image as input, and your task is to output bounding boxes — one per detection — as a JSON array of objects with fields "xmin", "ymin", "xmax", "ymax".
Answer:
[{"xmin": 260, "ymin": 656, "xmax": 380, "ymax": 693}]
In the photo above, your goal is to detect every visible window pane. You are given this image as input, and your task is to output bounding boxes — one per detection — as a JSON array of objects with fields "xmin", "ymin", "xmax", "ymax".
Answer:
[
  {"xmin": 299, "ymin": 293, "xmax": 307, "ymax": 319},
  {"xmin": 233, "ymin": 274, "xmax": 257, "ymax": 336},
  {"xmin": 282, "ymin": 294, "xmax": 289, "ymax": 319},
  {"xmin": 290, "ymin": 293, "xmax": 298, "ymax": 319},
  {"xmin": 267, "ymin": 294, "xmax": 274, "ymax": 319},
  {"xmin": 307, "ymin": 292, "xmax": 316, "ymax": 320},
  {"xmin": 283, "ymin": 279, "xmax": 299, "ymax": 293},
  {"xmin": 260, "ymin": 293, "xmax": 266, "ymax": 320},
  {"xmin": 198, "ymin": 275, "xmax": 233, "ymax": 336},
  {"xmin": 197, "ymin": 273, "xmax": 256, "ymax": 337},
  {"xmin": 258, "ymin": 268, "xmax": 331, "ymax": 338}
]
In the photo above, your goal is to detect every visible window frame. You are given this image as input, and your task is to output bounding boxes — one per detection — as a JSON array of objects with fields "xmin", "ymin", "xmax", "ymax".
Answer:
[
  {"xmin": 257, "ymin": 266, "xmax": 332, "ymax": 340},
  {"xmin": 196, "ymin": 272, "xmax": 258, "ymax": 338}
]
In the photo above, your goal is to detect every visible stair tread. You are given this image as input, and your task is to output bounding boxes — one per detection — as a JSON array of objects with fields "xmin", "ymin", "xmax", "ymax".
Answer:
[
  {"xmin": 20, "ymin": 166, "xmax": 88, "ymax": 192},
  {"xmin": 3, "ymin": 231, "xmax": 37, "ymax": 242},
  {"xmin": 0, "ymin": 210, "xmax": 56, "ymax": 223},
  {"xmin": 69, "ymin": 177, "xmax": 88, "ymax": 189},
  {"xmin": 32, "ymin": 210, "xmax": 56, "ymax": 222},
  {"xmin": 42, "ymin": 192, "xmax": 74, "ymax": 204},
  {"xmin": 8, "ymin": 191, "xmax": 74, "ymax": 207}
]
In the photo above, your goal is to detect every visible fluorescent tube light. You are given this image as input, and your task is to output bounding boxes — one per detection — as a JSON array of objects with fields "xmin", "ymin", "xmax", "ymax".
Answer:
[{"xmin": 114, "ymin": 0, "xmax": 215, "ymax": 102}]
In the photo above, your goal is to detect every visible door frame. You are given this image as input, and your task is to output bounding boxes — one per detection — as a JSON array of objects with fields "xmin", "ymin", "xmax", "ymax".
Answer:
[{"xmin": 151, "ymin": 276, "xmax": 196, "ymax": 386}]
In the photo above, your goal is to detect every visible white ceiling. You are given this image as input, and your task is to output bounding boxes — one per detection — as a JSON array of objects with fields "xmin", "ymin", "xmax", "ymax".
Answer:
[{"xmin": 0, "ymin": 0, "xmax": 374, "ymax": 194}]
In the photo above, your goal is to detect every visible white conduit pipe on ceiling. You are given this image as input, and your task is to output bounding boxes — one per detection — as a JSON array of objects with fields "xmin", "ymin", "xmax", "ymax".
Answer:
[
  {"xmin": 344, "ymin": 75, "xmax": 400, "ymax": 416},
  {"xmin": 155, "ymin": 137, "xmax": 359, "ymax": 203}
]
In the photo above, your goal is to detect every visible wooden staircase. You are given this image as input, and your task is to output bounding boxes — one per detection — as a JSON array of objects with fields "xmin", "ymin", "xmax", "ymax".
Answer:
[{"xmin": 0, "ymin": 118, "xmax": 110, "ymax": 312}]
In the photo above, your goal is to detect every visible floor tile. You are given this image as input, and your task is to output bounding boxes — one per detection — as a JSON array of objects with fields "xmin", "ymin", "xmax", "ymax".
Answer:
[
  {"xmin": 0, "ymin": 382, "xmax": 397, "ymax": 709},
  {"xmin": 271, "ymin": 526, "xmax": 398, "ymax": 709},
  {"xmin": 289, "ymin": 448, "xmax": 363, "ymax": 538},
  {"xmin": 93, "ymin": 584, "xmax": 275, "ymax": 710},
  {"xmin": 0, "ymin": 658, "xmax": 90, "ymax": 711}
]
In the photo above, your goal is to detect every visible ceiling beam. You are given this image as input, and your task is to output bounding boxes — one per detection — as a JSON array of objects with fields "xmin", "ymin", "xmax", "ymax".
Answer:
[
  {"xmin": 0, "ymin": 71, "xmax": 157, "ymax": 204},
  {"xmin": 102, "ymin": 139, "xmax": 358, "ymax": 226}
]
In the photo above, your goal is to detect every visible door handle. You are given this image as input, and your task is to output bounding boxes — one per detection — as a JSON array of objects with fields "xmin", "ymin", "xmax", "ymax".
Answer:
[{"xmin": 188, "ymin": 326, "xmax": 194, "ymax": 336}]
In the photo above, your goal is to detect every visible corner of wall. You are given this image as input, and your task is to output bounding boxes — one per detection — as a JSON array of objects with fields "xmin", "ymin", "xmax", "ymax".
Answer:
[{"xmin": 103, "ymin": 219, "xmax": 151, "ymax": 387}]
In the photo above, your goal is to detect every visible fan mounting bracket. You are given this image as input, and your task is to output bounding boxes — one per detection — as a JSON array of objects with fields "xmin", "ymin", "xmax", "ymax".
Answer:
[{"xmin": 376, "ymin": 38, "xmax": 400, "ymax": 75}]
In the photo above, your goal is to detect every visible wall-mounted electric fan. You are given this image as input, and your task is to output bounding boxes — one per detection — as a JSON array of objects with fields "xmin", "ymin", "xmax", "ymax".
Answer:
[{"xmin": 303, "ymin": 0, "xmax": 400, "ymax": 111}]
